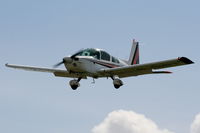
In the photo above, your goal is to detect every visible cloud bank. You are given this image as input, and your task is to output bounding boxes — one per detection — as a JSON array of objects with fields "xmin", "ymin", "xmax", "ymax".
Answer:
[
  {"xmin": 191, "ymin": 113, "xmax": 200, "ymax": 133},
  {"xmin": 92, "ymin": 110, "xmax": 174, "ymax": 133},
  {"xmin": 92, "ymin": 110, "xmax": 200, "ymax": 133}
]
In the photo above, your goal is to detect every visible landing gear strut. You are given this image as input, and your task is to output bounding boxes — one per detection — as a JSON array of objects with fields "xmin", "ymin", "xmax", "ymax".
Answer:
[
  {"xmin": 112, "ymin": 76, "xmax": 123, "ymax": 89},
  {"xmin": 69, "ymin": 78, "xmax": 81, "ymax": 90}
]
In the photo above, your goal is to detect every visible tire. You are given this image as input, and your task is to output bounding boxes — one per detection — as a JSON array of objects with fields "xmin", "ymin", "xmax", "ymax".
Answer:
[
  {"xmin": 114, "ymin": 85, "xmax": 120, "ymax": 89},
  {"xmin": 71, "ymin": 85, "xmax": 78, "ymax": 90}
]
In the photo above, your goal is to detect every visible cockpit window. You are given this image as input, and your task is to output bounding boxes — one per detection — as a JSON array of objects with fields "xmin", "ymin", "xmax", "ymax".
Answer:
[
  {"xmin": 101, "ymin": 51, "xmax": 111, "ymax": 61},
  {"xmin": 112, "ymin": 56, "xmax": 120, "ymax": 63},
  {"xmin": 75, "ymin": 49, "xmax": 100, "ymax": 59}
]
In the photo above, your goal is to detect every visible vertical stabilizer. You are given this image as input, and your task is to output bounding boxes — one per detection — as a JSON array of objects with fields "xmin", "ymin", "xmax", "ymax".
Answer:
[{"xmin": 128, "ymin": 39, "xmax": 139, "ymax": 65}]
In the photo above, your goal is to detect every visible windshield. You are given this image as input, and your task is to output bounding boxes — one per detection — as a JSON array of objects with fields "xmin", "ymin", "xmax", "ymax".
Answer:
[{"xmin": 75, "ymin": 48, "xmax": 100, "ymax": 59}]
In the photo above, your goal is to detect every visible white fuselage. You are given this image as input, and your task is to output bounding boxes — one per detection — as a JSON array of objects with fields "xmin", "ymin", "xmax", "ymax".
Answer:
[{"xmin": 64, "ymin": 56, "xmax": 127, "ymax": 78}]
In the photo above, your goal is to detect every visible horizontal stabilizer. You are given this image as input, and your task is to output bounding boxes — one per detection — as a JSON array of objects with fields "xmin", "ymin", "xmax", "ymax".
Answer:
[{"xmin": 152, "ymin": 71, "xmax": 172, "ymax": 74}]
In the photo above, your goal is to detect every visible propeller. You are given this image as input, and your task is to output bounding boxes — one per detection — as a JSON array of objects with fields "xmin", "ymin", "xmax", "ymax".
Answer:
[
  {"xmin": 53, "ymin": 57, "xmax": 73, "ymax": 68},
  {"xmin": 53, "ymin": 49, "xmax": 83, "ymax": 68}
]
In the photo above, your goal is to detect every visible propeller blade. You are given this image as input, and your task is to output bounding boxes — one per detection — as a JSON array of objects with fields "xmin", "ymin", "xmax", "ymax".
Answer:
[
  {"xmin": 71, "ymin": 49, "xmax": 83, "ymax": 58},
  {"xmin": 53, "ymin": 56, "xmax": 74, "ymax": 68},
  {"xmin": 53, "ymin": 61, "xmax": 64, "ymax": 68}
]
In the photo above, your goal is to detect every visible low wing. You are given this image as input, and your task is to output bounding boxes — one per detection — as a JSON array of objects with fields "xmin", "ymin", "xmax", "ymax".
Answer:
[
  {"xmin": 98, "ymin": 57, "xmax": 194, "ymax": 78},
  {"xmin": 5, "ymin": 64, "xmax": 86, "ymax": 78}
]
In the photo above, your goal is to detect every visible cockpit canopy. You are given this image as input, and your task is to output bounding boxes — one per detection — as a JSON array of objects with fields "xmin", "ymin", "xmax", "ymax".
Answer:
[
  {"xmin": 76, "ymin": 48, "xmax": 100, "ymax": 59},
  {"xmin": 73, "ymin": 48, "xmax": 120, "ymax": 63}
]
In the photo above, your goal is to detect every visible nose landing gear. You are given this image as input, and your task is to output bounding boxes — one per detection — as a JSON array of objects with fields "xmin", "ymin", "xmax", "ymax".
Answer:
[{"xmin": 69, "ymin": 78, "xmax": 82, "ymax": 90}]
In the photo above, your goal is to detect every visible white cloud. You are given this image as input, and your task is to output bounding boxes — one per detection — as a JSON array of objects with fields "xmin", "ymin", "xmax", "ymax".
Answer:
[
  {"xmin": 191, "ymin": 113, "xmax": 200, "ymax": 133},
  {"xmin": 92, "ymin": 110, "xmax": 174, "ymax": 133}
]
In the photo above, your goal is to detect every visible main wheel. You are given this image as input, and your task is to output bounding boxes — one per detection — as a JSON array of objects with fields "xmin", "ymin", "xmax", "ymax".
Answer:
[
  {"xmin": 113, "ymin": 79, "xmax": 123, "ymax": 89},
  {"xmin": 71, "ymin": 85, "xmax": 78, "ymax": 90},
  {"xmin": 114, "ymin": 85, "xmax": 120, "ymax": 89}
]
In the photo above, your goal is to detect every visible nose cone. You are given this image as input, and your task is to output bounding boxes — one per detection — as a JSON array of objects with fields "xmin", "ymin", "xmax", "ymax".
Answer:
[{"xmin": 63, "ymin": 57, "xmax": 73, "ymax": 64}]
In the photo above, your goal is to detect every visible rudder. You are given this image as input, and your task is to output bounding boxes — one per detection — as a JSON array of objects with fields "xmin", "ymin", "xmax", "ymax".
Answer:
[{"xmin": 128, "ymin": 39, "xmax": 139, "ymax": 65}]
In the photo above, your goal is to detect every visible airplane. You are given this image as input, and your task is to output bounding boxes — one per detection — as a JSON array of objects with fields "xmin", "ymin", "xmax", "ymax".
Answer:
[{"xmin": 6, "ymin": 39, "xmax": 194, "ymax": 90}]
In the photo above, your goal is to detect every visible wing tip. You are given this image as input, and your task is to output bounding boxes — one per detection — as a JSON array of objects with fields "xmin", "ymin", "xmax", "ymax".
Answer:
[
  {"xmin": 5, "ymin": 63, "xmax": 9, "ymax": 67},
  {"xmin": 178, "ymin": 57, "xmax": 194, "ymax": 64}
]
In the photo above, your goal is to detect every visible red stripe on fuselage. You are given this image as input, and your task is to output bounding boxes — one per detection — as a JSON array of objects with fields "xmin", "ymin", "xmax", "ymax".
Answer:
[
  {"xmin": 94, "ymin": 60, "xmax": 119, "ymax": 68},
  {"xmin": 84, "ymin": 58, "xmax": 120, "ymax": 68}
]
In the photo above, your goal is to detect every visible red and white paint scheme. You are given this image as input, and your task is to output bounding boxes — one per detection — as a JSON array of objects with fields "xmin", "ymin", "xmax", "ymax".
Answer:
[{"xmin": 6, "ymin": 39, "xmax": 194, "ymax": 90}]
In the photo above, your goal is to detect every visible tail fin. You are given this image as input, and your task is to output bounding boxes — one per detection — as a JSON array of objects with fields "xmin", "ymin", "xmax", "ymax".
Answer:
[{"xmin": 128, "ymin": 39, "xmax": 139, "ymax": 65}]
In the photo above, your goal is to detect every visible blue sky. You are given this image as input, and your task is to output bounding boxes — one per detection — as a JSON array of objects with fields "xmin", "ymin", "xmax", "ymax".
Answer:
[{"xmin": 0, "ymin": 0, "xmax": 200, "ymax": 133}]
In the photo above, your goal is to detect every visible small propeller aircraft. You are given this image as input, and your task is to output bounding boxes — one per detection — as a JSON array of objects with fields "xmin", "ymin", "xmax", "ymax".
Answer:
[{"xmin": 6, "ymin": 39, "xmax": 194, "ymax": 90}]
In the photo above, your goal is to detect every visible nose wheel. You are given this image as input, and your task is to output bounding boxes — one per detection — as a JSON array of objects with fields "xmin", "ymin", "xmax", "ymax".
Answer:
[{"xmin": 69, "ymin": 78, "xmax": 81, "ymax": 90}]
